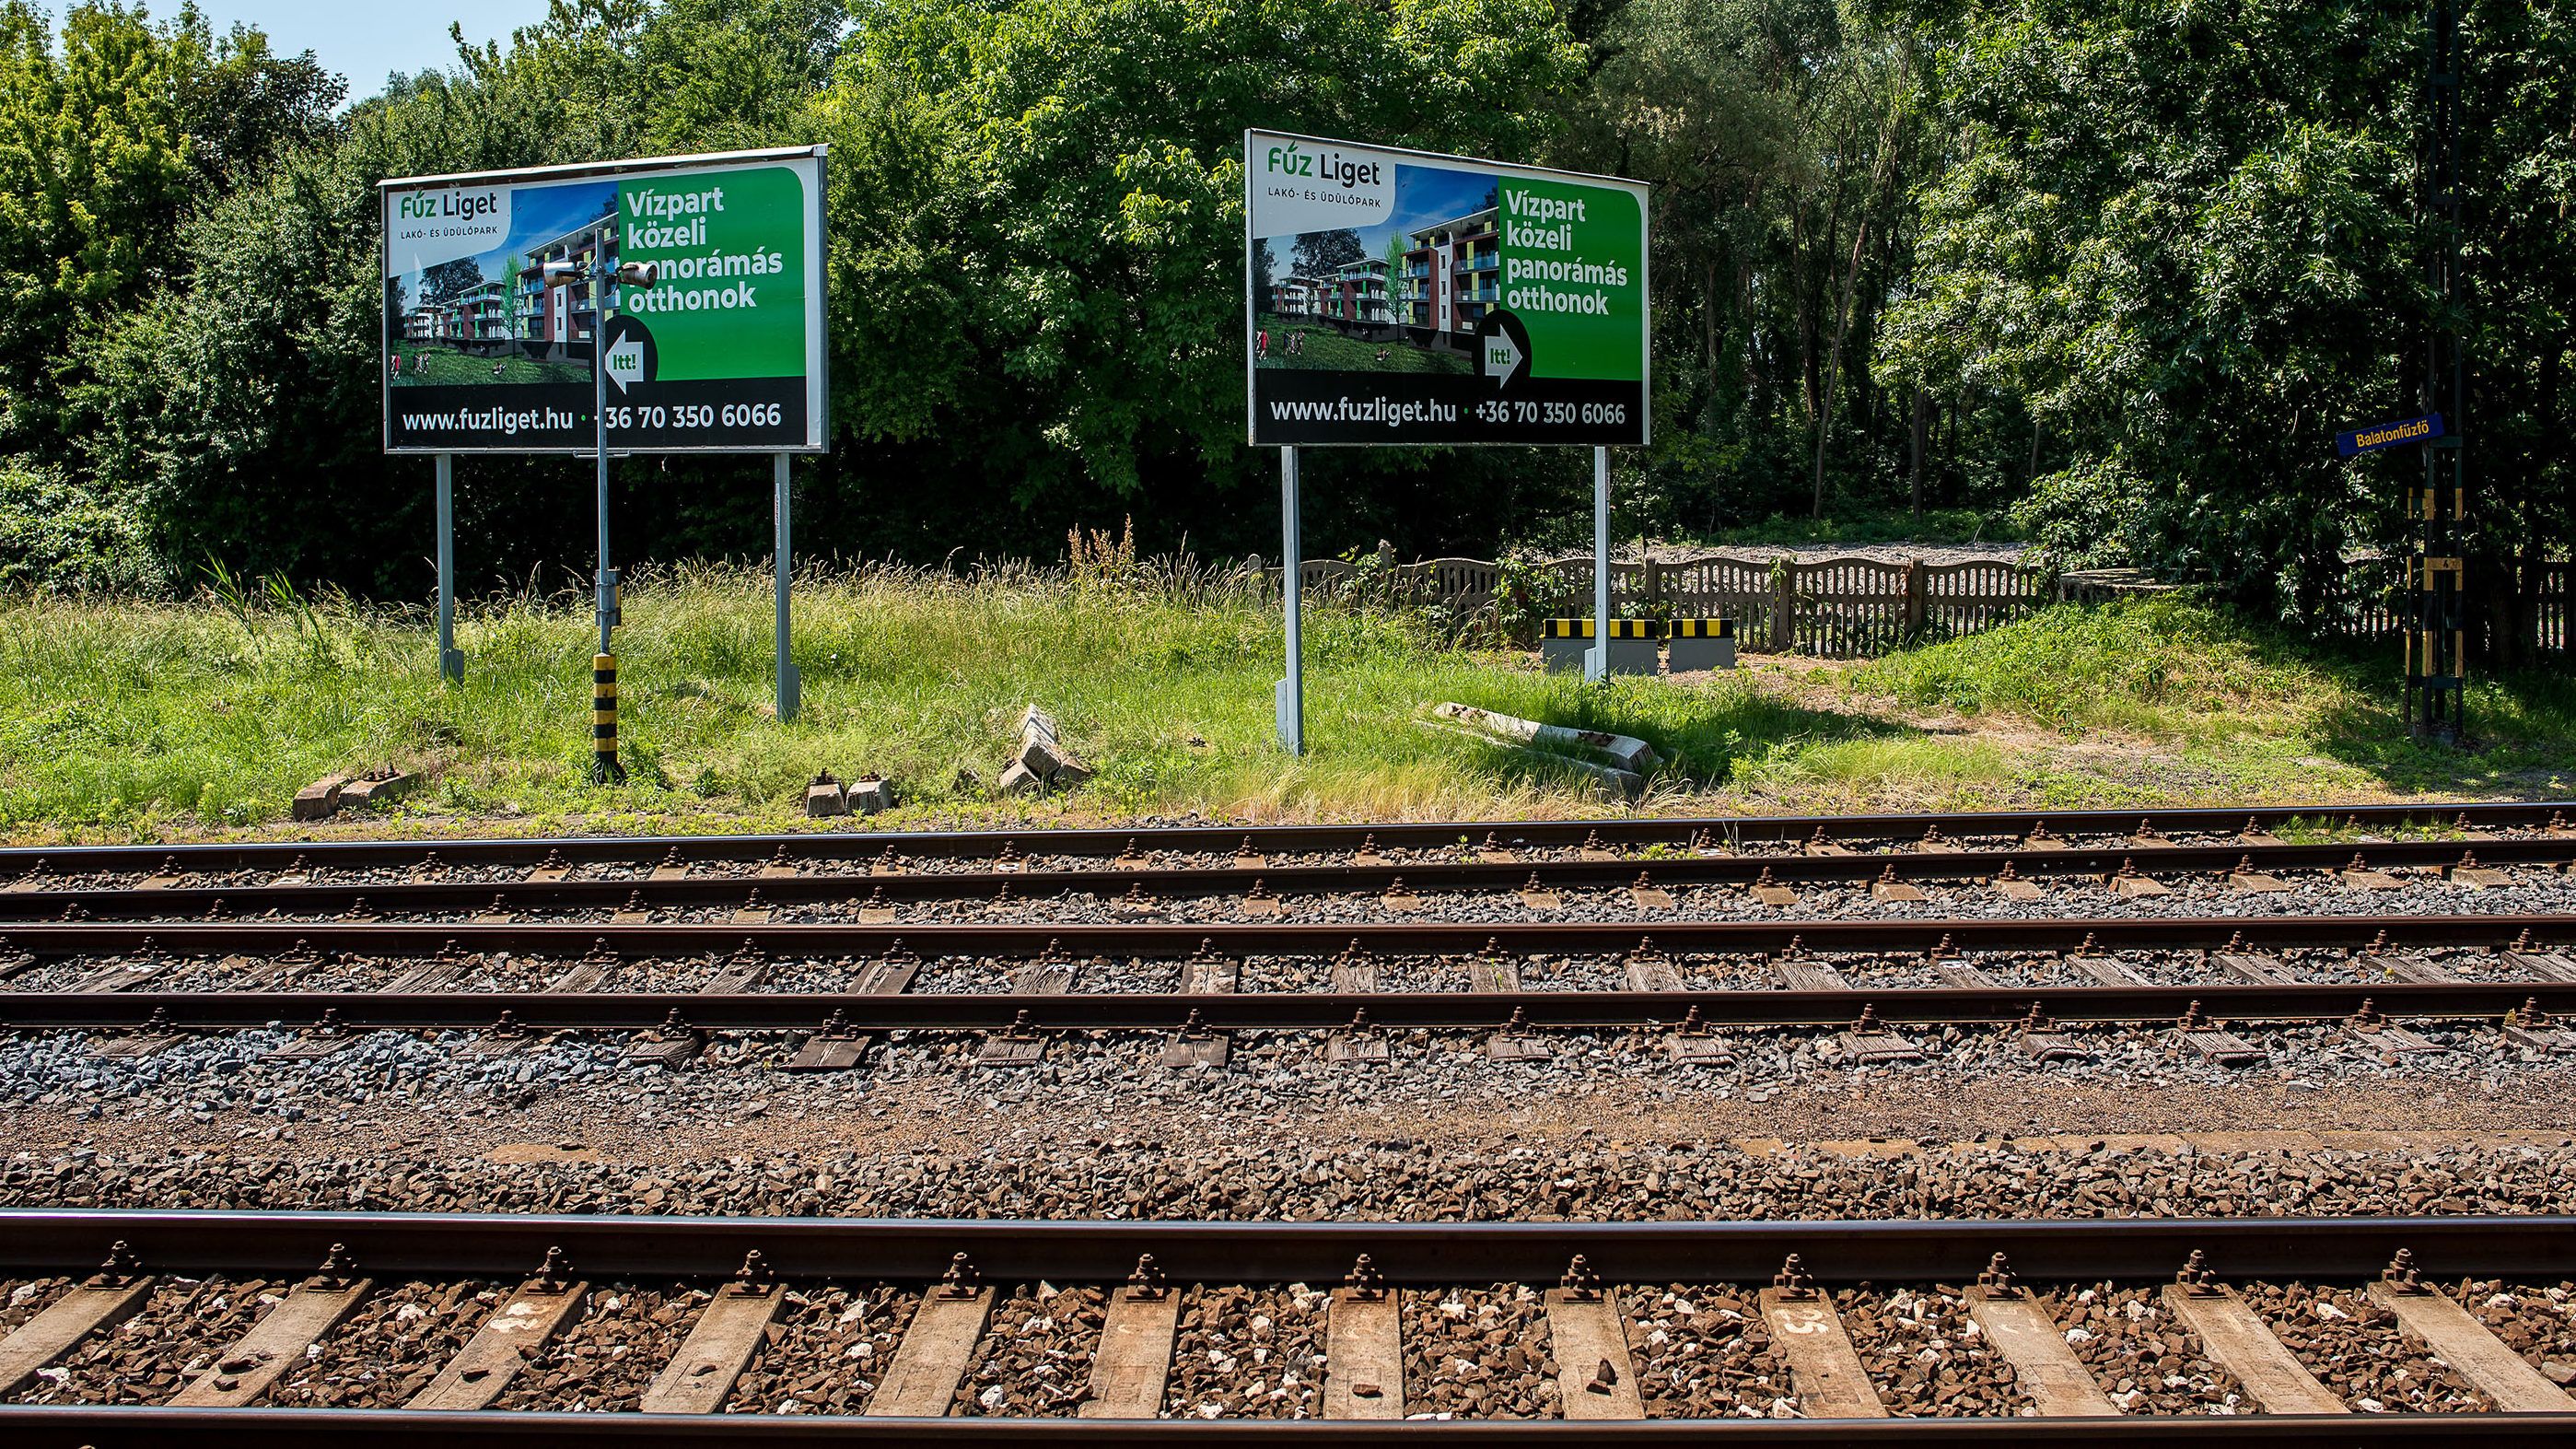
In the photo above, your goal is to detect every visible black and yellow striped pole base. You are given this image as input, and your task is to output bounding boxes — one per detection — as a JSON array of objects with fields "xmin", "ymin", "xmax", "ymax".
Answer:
[{"xmin": 591, "ymin": 652, "xmax": 625, "ymax": 785}]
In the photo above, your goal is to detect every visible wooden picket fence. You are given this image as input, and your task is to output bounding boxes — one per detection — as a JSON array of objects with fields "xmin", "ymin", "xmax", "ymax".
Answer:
[
  {"xmin": 1253, "ymin": 549, "xmax": 2570, "ymax": 661},
  {"xmin": 1258, "ymin": 551, "xmax": 2047, "ymax": 658},
  {"xmin": 2317, "ymin": 556, "xmax": 2573, "ymax": 658}
]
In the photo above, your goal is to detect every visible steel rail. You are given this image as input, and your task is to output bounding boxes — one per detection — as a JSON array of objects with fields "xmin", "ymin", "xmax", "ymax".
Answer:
[
  {"xmin": 6, "ymin": 1208, "xmax": 2570, "ymax": 1289},
  {"xmin": 8, "ymin": 1213, "xmax": 2574, "ymax": 1442},
  {"xmin": 7, "ymin": 836, "xmax": 2570, "ymax": 924},
  {"xmin": 9, "ymin": 983, "xmax": 2573, "ymax": 1032},
  {"xmin": 3, "ymin": 912, "xmax": 2569, "ymax": 960},
  {"xmin": 3, "ymin": 800, "xmax": 2566, "ymax": 876},
  {"xmin": 12, "ymin": 1408, "xmax": 2575, "ymax": 1444}
]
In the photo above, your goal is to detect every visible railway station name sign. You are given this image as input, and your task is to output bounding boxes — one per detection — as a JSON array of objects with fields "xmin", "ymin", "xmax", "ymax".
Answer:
[
  {"xmin": 1244, "ymin": 130, "xmax": 1649, "ymax": 448},
  {"xmin": 381, "ymin": 146, "xmax": 827, "ymax": 455},
  {"xmin": 2337, "ymin": 411, "xmax": 2444, "ymax": 458}
]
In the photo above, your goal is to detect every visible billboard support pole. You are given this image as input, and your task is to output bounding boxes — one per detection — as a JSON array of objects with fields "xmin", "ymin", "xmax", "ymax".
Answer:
[
  {"xmin": 1587, "ymin": 446, "xmax": 1610, "ymax": 684},
  {"xmin": 589, "ymin": 240, "xmax": 625, "ymax": 786},
  {"xmin": 434, "ymin": 453, "xmax": 462, "ymax": 684},
  {"xmin": 774, "ymin": 452, "xmax": 799, "ymax": 722},
  {"xmin": 1276, "ymin": 446, "xmax": 1304, "ymax": 755}
]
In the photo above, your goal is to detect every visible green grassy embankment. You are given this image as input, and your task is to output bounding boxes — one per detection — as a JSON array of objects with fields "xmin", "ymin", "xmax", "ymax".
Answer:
[
  {"xmin": 392, "ymin": 345, "xmax": 588, "ymax": 385},
  {"xmin": 0, "ymin": 574, "xmax": 2563, "ymax": 841},
  {"xmin": 1254, "ymin": 314, "xmax": 1469, "ymax": 375}
]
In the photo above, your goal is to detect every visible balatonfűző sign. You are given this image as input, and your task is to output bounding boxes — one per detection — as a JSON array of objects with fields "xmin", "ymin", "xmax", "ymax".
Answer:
[
  {"xmin": 380, "ymin": 146, "xmax": 826, "ymax": 454},
  {"xmin": 2336, "ymin": 412, "xmax": 2444, "ymax": 459},
  {"xmin": 1244, "ymin": 130, "xmax": 1648, "ymax": 447}
]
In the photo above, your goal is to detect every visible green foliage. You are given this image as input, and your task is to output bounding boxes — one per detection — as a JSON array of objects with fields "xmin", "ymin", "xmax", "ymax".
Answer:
[
  {"xmin": 1883, "ymin": 0, "xmax": 2572, "ymax": 631},
  {"xmin": 819, "ymin": 0, "xmax": 1584, "ymax": 500},
  {"xmin": 0, "ymin": 2, "xmax": 341, "ymax": 450},
  {"xmin": 1852, "ymin": 596, "xmax": 2338, "ymax": 739},
  {"xmin": 0, "ymin": 458, "xmax": 162, "ymax": 591}
]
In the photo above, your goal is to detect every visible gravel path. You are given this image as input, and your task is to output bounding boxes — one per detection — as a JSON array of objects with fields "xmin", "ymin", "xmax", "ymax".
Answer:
[
  {"xmin": 2040, "ymin": 1282, "xmax": 2246, "ymax": 1414},
  {"xmin": 1161, "ymin": 1284, "xmax": 1325, "ymax": 1419},
  {"xmin": 489, "ymin": 1281, "xmax": 693, "ymax": 1410},
  {"xmin": 0, "ymin": 1277, "xmax": 71, "ymax": 1336},
  {"xmin": 14, "ymin": 1135, "xmax": 2576, "ymax": 1225},
  {"xmin": 265, "ymin": 1277, "xmax": 501, "ymax": 1408},
  {"xmin": 1833, "ymin": 1287, "xmax": 2029, "ymax": 1417},
  {"xmin": 7, "ymin": 1276, "xmax": 270, "ymax": 1405}
]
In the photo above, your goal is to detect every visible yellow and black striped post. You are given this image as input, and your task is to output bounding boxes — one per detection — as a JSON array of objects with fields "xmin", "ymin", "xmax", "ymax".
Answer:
[{"xmin": 591, "ymin": 652, "xmax": 624, "ymax": 784}]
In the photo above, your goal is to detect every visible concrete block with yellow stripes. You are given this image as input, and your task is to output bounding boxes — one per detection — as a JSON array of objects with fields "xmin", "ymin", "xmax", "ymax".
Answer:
[
  {"xmin": 1666, "ymin": 616, "xmax": 1737, "ymax": 672},
  {"xmin": 1540, "ymin": 617, "xmax": 1662, "ymax": 675}
]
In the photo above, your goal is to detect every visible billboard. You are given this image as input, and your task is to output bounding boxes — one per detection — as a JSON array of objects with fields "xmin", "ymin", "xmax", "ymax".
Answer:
[
  {"xmin": 1244, "ymin": 130, "xmax": 1649, "ymax": 448},
  {"xmin": 381, "ymin": 146, "xmax": 827, "ymax": 454}
]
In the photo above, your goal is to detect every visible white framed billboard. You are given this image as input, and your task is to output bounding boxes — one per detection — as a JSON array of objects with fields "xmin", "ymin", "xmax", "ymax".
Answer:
[
  {"xmin": 380, "ymin": 146, "xmax": 828, "ymax": 454},
  {"xmin": 1244, "ymin": 129, "xmax": 1649, "ymax": 448}
]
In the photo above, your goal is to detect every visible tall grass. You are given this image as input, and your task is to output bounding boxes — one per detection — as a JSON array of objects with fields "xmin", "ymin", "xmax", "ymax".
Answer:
[
  {"xmin": 2, "ymin": 574, "xmax": 2561, "ymax": 840},
  {"xmin": 0, "ymin": 560, "xmax": 1842, "ymax": 836}
]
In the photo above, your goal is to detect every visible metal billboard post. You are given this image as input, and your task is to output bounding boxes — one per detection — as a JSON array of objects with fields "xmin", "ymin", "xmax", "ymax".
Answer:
[
  {"xmin": 1588, "ymin": 446, "xmax": 1611, "ymax": 684},
  {"xmin": 774, "ymin": 452, "xmax": 799, "ymax": 722},
  {"xmin": 434, "ymin": 453, "xmax": 462, "ymax": 683},
  {"xmin": 1241, "ymin": 130, "xmax": 1649, "ymax": 751},
  {"xmin": 587, "ymin": 237, "xmax": 627, "ymax": 785},
  {"xmin": 1276, "ymin": 446, "xmax": 1304, "ymax": 755}
]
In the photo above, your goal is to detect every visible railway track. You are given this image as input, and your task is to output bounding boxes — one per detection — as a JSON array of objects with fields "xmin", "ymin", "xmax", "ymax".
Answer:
[
  {"xmin": 8, "ymin": 911, "xmax": 2576, "ymax": 1053},
  {"xmin": 4, "ymin": 833, "xmax": 2568, "ymax": 924},
  {"xmin": 3, "ymin": 1209, "xmax": 2574, "ymax": 1440},
  {"xmin": 6, "ymin": 800, "xmax": 2568, "ymax": 880}
]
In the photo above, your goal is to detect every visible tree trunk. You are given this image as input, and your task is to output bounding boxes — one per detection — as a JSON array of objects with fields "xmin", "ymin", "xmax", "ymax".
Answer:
[
  {"xmin": 1811, "ymin": 216, "xmax": 1871, "ymax": 520},
  {"xmin": 1908, "ymin": 387, "xmax": 1929, "ymax": 518}
]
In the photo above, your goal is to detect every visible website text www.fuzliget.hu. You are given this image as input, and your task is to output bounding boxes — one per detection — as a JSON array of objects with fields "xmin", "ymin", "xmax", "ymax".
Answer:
[
  {"xmin": 399, "ymin": 405, "xmax": 578, "ymax": 435},
  {"xmin": 1265, "ymin": 396, "xmax": 1457, "ymax": 427}
]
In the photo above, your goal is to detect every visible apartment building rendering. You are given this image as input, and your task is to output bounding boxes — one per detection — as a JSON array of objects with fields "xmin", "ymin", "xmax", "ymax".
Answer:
[
  {"xmin": 1265, "ymin": 202, "xmax": 1501, "ymax": 361},
  {"xmin": 398, "ymin": 216, "xmax": 612, "ymax": 352},
  {"xmin": 1396, "ymin": 204, "xmax": 1499, "ymax": 351},
  {"xmin": 1270, "ymin": 257, "xmax": 1393, "ymax": 330}
]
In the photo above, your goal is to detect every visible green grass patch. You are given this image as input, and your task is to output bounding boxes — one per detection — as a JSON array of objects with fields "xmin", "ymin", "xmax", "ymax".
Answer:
[
  {"xmin": 1850, "ymin": 597, "xmax": 2334, "ymax": 740},
  {"xmin": 392, "ymin": 345, "xmax": 588, "ymax": 385},
  {"xmin": 1254, "ymin": 313, "xmax": 1469, "ymax": 374},
  {"xmin": 0, "ymin": 578, "xmax": 2560, "ymax": 841},
  {"xmin": 1847, "ymin": 594, "xmax": 2576, "ymax": 797}
]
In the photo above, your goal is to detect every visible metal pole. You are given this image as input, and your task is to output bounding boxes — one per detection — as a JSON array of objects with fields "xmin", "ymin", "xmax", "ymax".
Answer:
[
  {"xmin": 434, "ymin": 453, "xmax": 461, "ymax": 683},
  {"xmin": 774, "ymin": 452, "xmax": 799, "ymax": 722},
  {"xmin": 1588, "ymin": 446, "xmax": 1611, "ymax": 683},
  {"xmin": 1276, "ymin": 446, "xmax": 1304, "ymax": 754},
  {"xmin": 593, "ymin": 265, "xmax": 613, "ymax": 660},
  {"xmin": 589, "ymin": 241, "xmax": 624, "ymax": 785}
]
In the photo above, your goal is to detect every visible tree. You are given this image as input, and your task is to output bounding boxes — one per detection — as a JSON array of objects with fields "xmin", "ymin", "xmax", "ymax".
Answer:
[
  {"xmin": 822, "ymin": 0, "xmax": 1584, "ymax": 503},
  {"xmin": 1878, "ymin": 0, "xmax": 2549, "ymax": 632},
  {"xmin": 422, "ymin": 258, "xmax": 486, "ymax": 308},
  {"xmin": 1292, "ymin": 228, "xmax": 1364, "ymax": 277},
  {"xmin": 0, "ymin": 1, "xmax": 195, "ymax": 445}
]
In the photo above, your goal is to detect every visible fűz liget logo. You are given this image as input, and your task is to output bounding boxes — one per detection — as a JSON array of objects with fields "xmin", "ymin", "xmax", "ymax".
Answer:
[
  {"xmin": 1252, "ymin": 135, "xmax": 1393, "ymax": 235},
  {"xmin": 388, "ymin": 185, "xmax": 512, "ymax": 275}
]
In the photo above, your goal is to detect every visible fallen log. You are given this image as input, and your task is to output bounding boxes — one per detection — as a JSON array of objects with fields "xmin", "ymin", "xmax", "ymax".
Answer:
[
  {"xmin": 1430, "ymin": 703, "xmax": 1659, "ymax": 773},
  {"xmin": 1414, "ymin": 720, "xmax": 1642, "ymax": 802}
]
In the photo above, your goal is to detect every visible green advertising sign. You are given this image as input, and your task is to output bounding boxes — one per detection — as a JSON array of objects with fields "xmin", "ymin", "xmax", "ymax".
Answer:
[
  {"xmin": 1245, "ymin": 130, "xmax": 1649, "ymax": 447},
  {"xmin": 381, "ymin": 146, "xmax": 827, "ymax": 454}
]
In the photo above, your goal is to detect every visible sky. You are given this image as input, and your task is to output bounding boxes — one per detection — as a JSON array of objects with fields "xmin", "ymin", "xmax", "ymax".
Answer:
[
  {"xmin": 186, "ymin": 1, "xmax": 550, "ymax": 101},
  {"xmin": 1262, "ymin": 164, "xmax": 1497, "ymax": 282}
]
